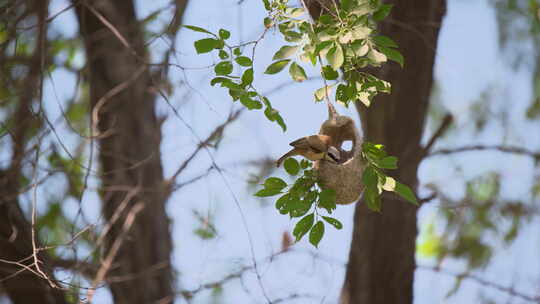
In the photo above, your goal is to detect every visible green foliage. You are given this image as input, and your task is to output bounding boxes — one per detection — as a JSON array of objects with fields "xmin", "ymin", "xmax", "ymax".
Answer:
[
  {"xmin": 185, "ymin": 25, "xmax": 287, "ymax": 131},
  {"xmin": 263, "ymin": 0, "xmax": 404, "ymax": 106},
  {"xmin": 188, "ymin": 1, "xmax": 418, "ymax": 247},
  {"xmin": 256, "ymin": 159, "xmax": 345, "ymax": 247},
  {"xmin": 48, "ymin": 149, "xmax": 84, "ymax": 199},
  {"xmin": 361, "ymin": 142, "xmax": 418, "ymax": 209},
  {"xmin": 422, "ymin": 173, "xmax": 535, "ymax": 276}
]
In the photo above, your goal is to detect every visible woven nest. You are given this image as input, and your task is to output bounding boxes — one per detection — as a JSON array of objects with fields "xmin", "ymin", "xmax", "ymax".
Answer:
[{"xmin": 314, "ymin": 113, "xmax": 365, "ymax": 204}]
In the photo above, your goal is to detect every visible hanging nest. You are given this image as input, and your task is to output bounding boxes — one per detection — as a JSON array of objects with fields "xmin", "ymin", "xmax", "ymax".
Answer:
[{"xmin": 314, "ymin": 106, "xmax": 365, "ymax": 204}]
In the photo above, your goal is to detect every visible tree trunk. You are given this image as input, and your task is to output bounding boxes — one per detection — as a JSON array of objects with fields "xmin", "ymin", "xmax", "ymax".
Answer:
[
  {"xmin": 0, "ymin": 1, "xmax": 67, "ymax": 303},
  {"xmin": 74, "ymin": 1, "xmax": 185, "ymax": 303},
  {"xmin": 341, "ymin": 1, "xmax": 447, "ymax": 303}
]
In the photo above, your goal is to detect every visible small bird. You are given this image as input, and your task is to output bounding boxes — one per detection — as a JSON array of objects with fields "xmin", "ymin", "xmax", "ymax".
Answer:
[{"xmin": 276, "ymin": 134, "xmax": 340, "ymax": 167}]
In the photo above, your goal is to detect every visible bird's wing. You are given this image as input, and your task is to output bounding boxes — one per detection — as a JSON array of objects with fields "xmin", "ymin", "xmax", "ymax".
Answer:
[
  {"xmin": 306, "ymin": 135, "xmax": 328, "ymax": 152},
  {"xmin": 289, "ymin": 137, "xmax": 310, "ymax": 149}
]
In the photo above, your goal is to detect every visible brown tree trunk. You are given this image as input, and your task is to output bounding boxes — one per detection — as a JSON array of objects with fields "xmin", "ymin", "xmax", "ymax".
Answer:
[
  {"xmin": 74, "ymin": 1, "xmax": 185, "ymax": 303},
  {"xmin": 341, "ymin": 1, "xmax": 447, "ymax": 303},
  {"xmin": 0, "ymin": 1, "xmax": 67, "ymax": 303}
]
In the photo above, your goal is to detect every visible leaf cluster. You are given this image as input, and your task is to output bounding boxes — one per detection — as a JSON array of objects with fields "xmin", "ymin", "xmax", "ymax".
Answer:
[
  {"xmin": 255, "ymin": 158, "xmax": 343, "ymax": 247},
  {"xmin": 262, "ymin": 0, "xmax": 403, "ymax": 107},
  {"xmin": 361, "ymin": 142, "xmax": 418, "ymax": 211},
  {"xmin": 185, "ymin": 25, "xmax": 287, "ymax": 131}
]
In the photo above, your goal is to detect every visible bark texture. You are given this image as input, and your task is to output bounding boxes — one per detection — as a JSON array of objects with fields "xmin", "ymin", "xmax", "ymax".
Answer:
[
  {"xmin": 74, "ymin": 1, "xmax": 185, "ymax": 303},
  {"xmin": 341, "ymin": 1, "xmax": 447, "ymax": 303}
]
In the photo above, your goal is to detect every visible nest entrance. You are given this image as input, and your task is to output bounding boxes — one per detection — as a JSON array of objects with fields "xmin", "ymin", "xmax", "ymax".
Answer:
[{"xmin": 314, "ymin": 107, "xmax": 364, "ymax": 204}]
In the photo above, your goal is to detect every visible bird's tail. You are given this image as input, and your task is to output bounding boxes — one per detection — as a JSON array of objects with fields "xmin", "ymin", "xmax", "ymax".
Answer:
[{"xmin": 276, "ymin": 150, "xmax": 298, "ymax": 167}]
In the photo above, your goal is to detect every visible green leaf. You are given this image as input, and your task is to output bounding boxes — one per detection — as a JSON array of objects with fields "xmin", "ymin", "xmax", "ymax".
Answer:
[
  {"xmin": 315, "ymin": 86, "xmax": 332, "ymax": 101},
  {"xmin": 264, "ymin": 106, "xmax": 287, "ymax": 132},
  {"xmin": 335, "ymin": 84, "xmax": 348, "ymax": 102},
  {"xmin": 326, "ymin": 44, "xmax": 344, "ymax": 70},
  {"xmin": 373, "ymin": 4, "xmax": 393, "ymax": 21},
  {"xmin": 284, "ymin": 158, "xmax": 300, "ymax": 175},
  {"xmin": 284, "ymin": 7, "xmax": 304, "ymax": 18},
  {"xmin": 264, "ymin": 177, "xmax": 287, "ymax": 190},
  {"xmin": 275, "ymin": 114, "xmax": 287, "ymax": 132},
  {"xmin": 395, "ymin": 182, "xmax": 418, "ymax": 205},
  {"xmin": 319, "ymin": 14, "xmax": 333, "ymax": 25},
  {"xmin": 264, "ymin": 59, "xmax": 291, "ymax": 74},
  {"xmin": 218, "ymin": 50, "xmax": 229, "ymax": 59},
  {"xmin": 276, "ymin": 194, "xmax": 292, "ymax": 214},
  {"xmin": 194, "ymin": 38, "xmax": 219, "ymax": 54},
  {"xmin": 300, "ymin": 159, "xmax": 311, "ymax": 169},
  {"xmin": 362, "ymin": 166, "xmax": 378, "ymax": 188},
  {"xmin": 322, "ymin": 65, "xmax": 339, "ymax": 80},
  {"xmin": 210, "ymin": 77, "xmax": 231, "ymax": 86},
  {"xmin": 184, "ymin": 25, "xmax": 213, "ymax": 35},
  {"xmin": 219, "ymin": 28, "xmax": 230, "ymax": 40},
  {"xmin": 315, "ymin": 40, "xmax": 333, "ymax": 56},
  {"xmin": 322, "ymin": 216, "xmax": 343, "ymax": 229},
  {"xmin": 319, "ymin": 188, "xmax": 337, "ymax": 213},
  {"xmin": 214, "ymin": 61, "xmax": 233, "ymax": 75},
  {"xmin": 264, "ymin": 17, "xmax": 273, "ymax": 28},
  {"xmin": 240, "ymin": 95, "xmax": 262, "ymax": 110},
  {"xmin": 273, "ymin": 45, "xmax": 299, "ymax": 60},
  {"xmin": 364, "ymin": 186, "xmax": 381, "ymax": 211},
  {"xmin": 289, "ymin": 62, "xmax": 307, "ymax": 82},
  {"xmin": 233, "ymin": 48, "xmax": 241, "ymax": 56},
  {"xmin": 235, "ymin": 56, "xmax": 252, "ymax": 67},
  {"xmin": 293, "ymin": 213, "xmax": 314, "ymax": 241},
  {"xmin": 255, "ymin": 187, "xmax": 282, "ymax": 197},
  {"xmin": 229, "ymin": 89, "xmax": 241, "ymax": 101},
  {"xmin": 283, "ymin": 31, "xmax": 303, "ymax": 42},
  {"xmin": 289, "ymin": 201, "xmax": 312, "ymax": 218},
  {"xmin": 351, "ymin": 40, "xmax": 369, "ymax": 57},
  {"xmin": 377, "ymin": 156, "xmax": 398, "ymax": 169},
  {"xmin": 241, "ymin": 68, "xmax": 254, "ymax": 87},
  {"xmin": 372, "ymin": 35, "xmax": 398, "ymax": 48},
  {"xmin": 309, "ymin": 221, "xmax": 324, "ymax": 247},
  {"xmin": 304, "ymin": 191, "xmax": 318, "ymax": 205},
  {"xmin": 378, "ymin": 46, "xmax": 404, "ymax": 67},
  {"xmin": 341, "ymin": 0, "xmax": 353, "ymax": 11}
]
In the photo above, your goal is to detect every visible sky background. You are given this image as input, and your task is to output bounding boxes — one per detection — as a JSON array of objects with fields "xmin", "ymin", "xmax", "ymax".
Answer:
[{"xmin": 25, "ymin": 0, "xmax": 540, "ymax": 303}]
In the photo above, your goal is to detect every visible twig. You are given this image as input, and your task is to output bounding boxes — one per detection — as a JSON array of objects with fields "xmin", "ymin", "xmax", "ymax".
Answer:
[
  {"xmin": 85, "ymin": 202, "xmax": 145, "ymax": 303},
  {"xmin": 428, "ymin": 145, "xmax": 540, "ymax": 160},
  {"xmin": 418, "ymin": 265, "xmax": 540, "ymax": 303},
  {"xmin": 422, "ymin": 113, "xmax": 453, "ymax": 155}
]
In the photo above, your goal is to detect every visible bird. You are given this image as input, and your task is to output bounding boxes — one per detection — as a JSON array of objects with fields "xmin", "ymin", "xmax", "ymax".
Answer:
[{"xmin": 276, "ymin": 134, "xmax": 341, "ymax": 167}]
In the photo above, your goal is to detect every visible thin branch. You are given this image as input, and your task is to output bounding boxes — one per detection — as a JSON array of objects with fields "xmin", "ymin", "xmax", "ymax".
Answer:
[
  {"xmin": 422, "ymin": 113, "xmax": 453, "ymax": 155},
  {"xmin": 428, "ymin": 145, "xmax": 540, "ymax": 160},
  {"xmin": 85, "ymin": 202, "xmax": 145, "ymax": 304},
  {"xmin": 166, "ymin": 109, "xmax": 242, "ymax": 185},
  {"xmin": 418, "ymin": 265, "xmax": 540, "ymax": 303}
]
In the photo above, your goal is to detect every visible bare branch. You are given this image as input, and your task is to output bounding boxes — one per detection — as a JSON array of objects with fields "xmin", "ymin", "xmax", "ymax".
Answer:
[
  {"xmin": 422, "ymin": 113, "xmax": 453, "ymax": 155},
  {"xmin": 85, "ymin": 202, "xmax": 145, "ymax": 304},
  {"xmin": 418, "ymin": 265, "xmax": 540, "ymax": 303},
  {"xmin": 428, "ymin": 145, "xmax": 540, "ymax": 160}
]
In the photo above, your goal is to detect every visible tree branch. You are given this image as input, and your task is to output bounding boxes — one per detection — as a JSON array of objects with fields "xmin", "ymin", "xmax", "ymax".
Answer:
[
  {"xmin": 428, "ymin": 145, "xmax": 540, "ymax": 160},
  {"xmin": 422, "ymin": 113, "xmax": 453, "ymax": 157}
]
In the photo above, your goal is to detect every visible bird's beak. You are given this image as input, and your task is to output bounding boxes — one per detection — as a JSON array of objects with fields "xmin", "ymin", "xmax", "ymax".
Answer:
[{"xmin": 325, "ymin": 146, "xmax": 341, "ymax": 163}]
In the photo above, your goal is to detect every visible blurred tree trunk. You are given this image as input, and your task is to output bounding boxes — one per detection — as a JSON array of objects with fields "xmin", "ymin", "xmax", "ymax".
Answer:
[
  {"xmin": 0, "ymin": 1, "xmax": 67, "ymax": 303},
  {"xmin": 74, "ymin": 1, "xmax": 186, "ymax": 303},
  {"xmin": 342, "ymin": 1, "xmax": 446, "ymax": 303}
]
